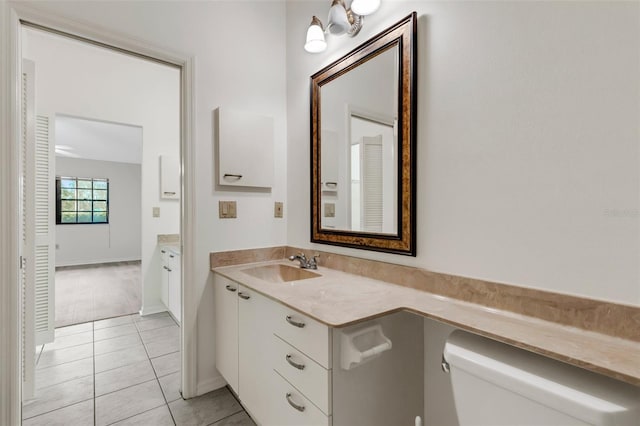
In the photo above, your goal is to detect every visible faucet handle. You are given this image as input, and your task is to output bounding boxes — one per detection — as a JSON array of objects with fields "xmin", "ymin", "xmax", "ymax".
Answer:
[
  {"xmin": 297, "ymin": 252, "xmax": 307, "ymax": 260},
  {"xmin": 309, "ymin": 254, "xmax": 320, "ymax": 269}
]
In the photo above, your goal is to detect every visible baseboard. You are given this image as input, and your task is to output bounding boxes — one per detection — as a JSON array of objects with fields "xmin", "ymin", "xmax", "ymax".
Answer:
[
  {"xmin": 56, "ymin": 258, "xmax": 141, "ymax": 268},
  {"xmin": 195, "ymin": 374, "xmax": 227, "ymax": 397},
  {"xmin": 139, "ymin": 304, "xmax": 168, "ymax": 316}
]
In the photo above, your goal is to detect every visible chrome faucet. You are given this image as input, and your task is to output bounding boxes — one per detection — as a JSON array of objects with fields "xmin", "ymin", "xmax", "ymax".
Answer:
[{"xmin": 288, "ymin": 252, "xmax": 319, "ymax": 270}]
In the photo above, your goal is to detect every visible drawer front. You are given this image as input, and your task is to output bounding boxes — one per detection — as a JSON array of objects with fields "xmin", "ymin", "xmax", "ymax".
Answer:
[
  {"xmin": 271, "ymin": 371, "xmax": 331, "ymax": 426},
  {"xmin": 272, "ymin": 304, "xmax": 331, "ymax": 368},
  {"xmin": 273, "ymin": 335, "xmax": 331, "ymax": 415}
]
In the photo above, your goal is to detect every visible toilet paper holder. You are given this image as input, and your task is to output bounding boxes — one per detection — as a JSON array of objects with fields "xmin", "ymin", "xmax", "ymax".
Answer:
[{"xmin": 340, "ymin": 323, "xmax": 392, "ymax": 370}]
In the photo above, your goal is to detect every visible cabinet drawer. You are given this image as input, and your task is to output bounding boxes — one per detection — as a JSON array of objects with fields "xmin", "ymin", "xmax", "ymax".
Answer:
[
  {"xmin": 273, "ymin": 335, "xmax": 331, "ymax": 415},
  {"xmin": 273, "ymin": 304, "xmax": 331, "ymax": 368},
  {"xmin": 271, "ymin": 371, "xmax": 331, "ymax": 426}
]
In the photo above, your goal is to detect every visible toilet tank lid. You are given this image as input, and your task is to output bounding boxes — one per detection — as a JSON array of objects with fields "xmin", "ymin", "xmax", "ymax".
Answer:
[{"xmin": 444, "ymin": 330, "xmax": 640, "ymax": 425}]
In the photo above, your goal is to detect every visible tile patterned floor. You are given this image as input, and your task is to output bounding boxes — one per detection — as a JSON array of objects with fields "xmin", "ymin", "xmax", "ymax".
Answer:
[{"xmin": 23, "ymin": 312, "xmax": 255, "ymax": 426}]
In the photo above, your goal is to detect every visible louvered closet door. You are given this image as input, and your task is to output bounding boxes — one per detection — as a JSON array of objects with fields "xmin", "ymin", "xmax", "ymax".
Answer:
[
  {"xmin": 33, "ymin": 114, "xmax": 55, "ymax": 346},
  {"xmin": 360, "ymin": 135, "xmax": 383, "ymax": 233},
  {"xmin": 21, "ymin": 59, "xmax": 55, "ymax": 356}
]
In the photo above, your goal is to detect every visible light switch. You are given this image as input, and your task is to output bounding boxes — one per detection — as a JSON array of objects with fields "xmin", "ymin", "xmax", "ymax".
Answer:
[
  {"xmin": 274, "ymin": 202, "xmax": 283, "ymax": 218},
  {"xmin": 153, "ymin": 207, "xmax": 160, "ymax": 218},
  {"xmin": 219, "ymin": 201, "xmax": 237, "ymax": 219},
  {"xmin": 324, "ymin": 203, "xmax": 335, "ymax": 218}
]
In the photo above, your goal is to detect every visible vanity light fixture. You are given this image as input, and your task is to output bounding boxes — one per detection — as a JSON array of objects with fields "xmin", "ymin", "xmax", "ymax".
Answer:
[{"xmin": 304, "ymin": 0, "xmax": 381, "ymax": 53}]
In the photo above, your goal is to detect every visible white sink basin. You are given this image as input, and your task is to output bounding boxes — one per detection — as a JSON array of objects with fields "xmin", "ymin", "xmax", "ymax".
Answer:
[{"xmin": 241, "ymin": 264, "xmax": 320, "ymax": 283}]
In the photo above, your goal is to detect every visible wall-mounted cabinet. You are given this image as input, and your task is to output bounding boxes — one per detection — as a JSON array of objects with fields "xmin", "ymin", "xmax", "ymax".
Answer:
[
  {"xmin": 160, "ymin": 155, "xmax": 180, "ymax": 200},
  {"xmin": 216, "ymin": 107, "xmax": 274, "ymax": 188}
]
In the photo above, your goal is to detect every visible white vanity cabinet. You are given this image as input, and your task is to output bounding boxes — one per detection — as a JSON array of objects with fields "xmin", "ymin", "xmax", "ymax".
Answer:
[
  {"xmin": 214, "ymin": 275, "xmax": 277, "ymax": 424},
  {"xmin": 160, "ymin": 249, "xmax": 170, "ymax": 308},
  {"xmin": 214, "ymin": 273, "xmax": 332, "ymax": 426},
  {"xmin": 168, "ymin": 253, "xmax": 181, "ymax": 323},
  {"xmin": 160, "ymin": 246, "xmax": 181, "ymax": 324},
  {"xmin": 214, "ymin": 275, "xmax": 239, "ymax": 393},
  {"xmin": 237, "ymin": 285, "xmax": 277, "ymax": 424}
]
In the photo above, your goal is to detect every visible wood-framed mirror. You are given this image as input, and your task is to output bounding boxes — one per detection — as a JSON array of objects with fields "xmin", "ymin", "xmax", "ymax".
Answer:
[{"xmin": 311, "ymin": 12, "xmax": 417, "ymax": 256}]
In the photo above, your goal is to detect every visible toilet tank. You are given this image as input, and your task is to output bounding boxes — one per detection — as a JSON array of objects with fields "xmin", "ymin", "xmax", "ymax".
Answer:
[{"xmin": 443, "ymin": 330, "xmax": 640, "ymax": 426}]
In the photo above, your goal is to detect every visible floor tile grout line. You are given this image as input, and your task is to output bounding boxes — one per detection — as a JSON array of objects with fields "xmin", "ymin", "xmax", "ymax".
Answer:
[
  {"xmin": 40, "ymin": 338, "xmax": 94, "ymax": 353},
  {"xmin": 103, "ymin": 401, "xmax": 169, "ymax": 426},
  {"xmin": 33, "ymin": 372, "xmax": 95, "ymax": 392},
  {"xmin": 136, "ymin": 315, "xmax": 178, "ymax": 426},
  {"xmin": 36, "ymin": 353, "xmax": 95, "ymax": 371},
  {"xmin": 95, "ymin": 377, "xmax": 160, "ymax": 399},
  {"xmin": 22, "ymin": 397, "xmax": 95, "ymax": 421},
  {"xmin": 205, "ymin": 409, "xmax": 245, "ymax": 426}
]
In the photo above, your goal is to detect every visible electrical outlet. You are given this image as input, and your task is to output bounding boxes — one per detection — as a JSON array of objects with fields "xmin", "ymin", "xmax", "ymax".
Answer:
[
  {"xmin": 219, "ymin": 201, "xmax": 237, "ymax": 218},
  {"xmin": 152, "ymin": 207, "xmax": 160, "ymax": 218},
  {"xmin": 324, "ymin": 203, "xmax": 335, "ymax": 218},
  {"xmin": 274, "ymin": 202, "xmax": 284, "ymax": 218}
]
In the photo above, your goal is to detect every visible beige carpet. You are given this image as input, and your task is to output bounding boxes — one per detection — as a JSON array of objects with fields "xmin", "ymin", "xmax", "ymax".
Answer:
[{"xmin": 55, "ymin": 261, "xmax": 142, "ymax": 328}]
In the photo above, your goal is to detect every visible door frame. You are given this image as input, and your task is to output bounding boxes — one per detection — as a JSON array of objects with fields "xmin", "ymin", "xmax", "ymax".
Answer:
[{"xmin": 0, "ymin": 4, "xmax": 198, "ymax": 423}]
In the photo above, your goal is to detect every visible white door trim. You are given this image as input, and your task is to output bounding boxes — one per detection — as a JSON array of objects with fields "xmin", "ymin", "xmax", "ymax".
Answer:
[{"xmin": 0, "ymin": 4, "xmax": 198, "ymax": 423}]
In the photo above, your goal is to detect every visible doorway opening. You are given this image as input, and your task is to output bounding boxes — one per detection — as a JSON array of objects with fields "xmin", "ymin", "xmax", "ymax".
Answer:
[{"xmin": 20, "ymin": 23, "xmax": 184, "ymax": 424}]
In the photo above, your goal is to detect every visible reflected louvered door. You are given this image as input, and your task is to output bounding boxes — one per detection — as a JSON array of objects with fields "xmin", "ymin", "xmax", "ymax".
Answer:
[
  {"xmin": 360, "ymin": 135, "xmax": 383, "ymax": 233},
  {"xmin": 21, "ymin": 59, "xmax": 36, "ymax": 400},
  {"xmin": 33, "ymin": 114, "xmax": 55, "ymax": 346}
]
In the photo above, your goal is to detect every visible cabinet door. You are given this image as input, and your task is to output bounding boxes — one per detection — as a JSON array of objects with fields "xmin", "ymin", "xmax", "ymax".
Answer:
[
  {"xmin": 160, "ymin": 249, "xmax": 169, "ymax": 308},
  {"xmin": 217, "ymin": 108, "xmax": 274, "ymax": 188},
  {"xmin": 168, "ymin": 253, "xmax": 181, "ymax": 324},
  {"xmin": 168, "ymin": 253, "xmax": 181, "ymax": 322},
  {"xmin": 238, "ymin": 285, "xmax": 276, "ymax": 424},
  {"xmin": 160, "ymin": 155, "xmax": 180, "ymax": 199},
  {"xmin": 214, "ymin": 275, "xmax": 239, "ymax": 393}
]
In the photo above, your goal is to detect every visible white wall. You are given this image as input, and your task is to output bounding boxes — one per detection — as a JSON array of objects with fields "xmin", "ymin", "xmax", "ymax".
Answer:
[
  {"xmin": 23, "ymin": 28, "xmax": 181, "ymax": 316},
  {"xmin": 16, "ymin": 0, "xmax": 288, "ymax": 394},
  {"xmin": 287, "ymin": 1, "xmax": 640, "ymax": 306},
  {"xmin": 55, "ymin": 156, "xmax": 141, "ymax": 267}
]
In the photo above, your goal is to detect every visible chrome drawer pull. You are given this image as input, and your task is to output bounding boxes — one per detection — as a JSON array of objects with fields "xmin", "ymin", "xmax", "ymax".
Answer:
[
  {"xmin": 285, "ymin": 315, "xmax": 305, "ymax": 328},
  {"xmin": 286, "ymin": 354, "xmax": 306, "ymax": 370},
  {"xmin": 285, "ymin": 393, "xmax": 305, "ymax": 412},
  {"xmin": 223, "ymin": 174, "xmax": 243, "ymax": 179},
  {"xmin": 225, "ymin": 285, "xmax": 237, "ymax": 292},
  {"xmin": 238, "ymin": 292, "xmax": 251, "ymax": 300}
]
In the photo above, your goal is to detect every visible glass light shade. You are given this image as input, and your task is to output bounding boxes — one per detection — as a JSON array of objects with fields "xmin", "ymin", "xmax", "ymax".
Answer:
[
  {"xmin": 351, "ymin": 0, "xmax": 380, "ymax": 16},
  {"xmin": 327, "ymin": 2, "xmax": 350, "ymax": 35},
  {"xmin": 305, "ymin": 18, "xmax": 327, "ymax": 53}
]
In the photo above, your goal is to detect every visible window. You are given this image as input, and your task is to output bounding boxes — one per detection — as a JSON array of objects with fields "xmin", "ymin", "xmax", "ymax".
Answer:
[{"xmin": 56, "ymin": 176, "xmax": 109, "ymax": 224}]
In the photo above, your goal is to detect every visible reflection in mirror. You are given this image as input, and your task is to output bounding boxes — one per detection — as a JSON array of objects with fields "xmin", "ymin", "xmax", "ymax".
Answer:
[
  {"xmin": 311, "ymin": 12, "xmax": 417, "ymax": 255},
  {"xmin": 320, "ymin": 46, "xmax": 398, "ymax": 234}
]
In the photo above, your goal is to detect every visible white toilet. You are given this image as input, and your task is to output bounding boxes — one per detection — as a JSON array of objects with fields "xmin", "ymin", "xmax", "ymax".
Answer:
[{"xmin": 443, "ymin": 330, "xmax": 640, "ymax": 426}]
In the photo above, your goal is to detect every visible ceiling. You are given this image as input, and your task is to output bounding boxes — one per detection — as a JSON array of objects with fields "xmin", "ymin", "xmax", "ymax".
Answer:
[{"xmin": 55, "ymin": 115, "xmax": 143, "ymax": 164}]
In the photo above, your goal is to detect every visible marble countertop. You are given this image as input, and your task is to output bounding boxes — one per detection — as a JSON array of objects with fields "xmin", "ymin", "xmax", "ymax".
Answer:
[{"xmin": 213, "ymin": 259, "xmax": 640, "ymax": 386}]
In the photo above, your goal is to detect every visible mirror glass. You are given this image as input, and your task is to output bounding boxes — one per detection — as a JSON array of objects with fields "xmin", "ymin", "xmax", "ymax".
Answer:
[
  {"xmin": 311, "ymin": 12, "xmax": 417, "ymax": 255},
  {"xmin": 320, "ymin": 46, "xmax": 398, "ymax": 234}
]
